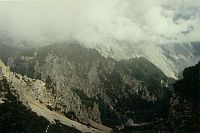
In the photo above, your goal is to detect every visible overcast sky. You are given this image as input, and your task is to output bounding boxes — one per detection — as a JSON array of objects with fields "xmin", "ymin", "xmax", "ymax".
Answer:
[{"xmin": 0, "ymin": 0, "xmax": 200, "ymax": 46}]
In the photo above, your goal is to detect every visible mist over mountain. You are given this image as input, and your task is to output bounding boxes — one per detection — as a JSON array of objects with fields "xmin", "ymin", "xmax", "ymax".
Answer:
[
  {"xmin": 0, "ymin": 0, "xmax": 199, "ymax": 132},
  {"xmin": 0, "ymin": 0, "xmax": 199, "ymax": 78},
  {"xmin": 0, "ymin": 0, "xmax": 200, "ymax": 45}
]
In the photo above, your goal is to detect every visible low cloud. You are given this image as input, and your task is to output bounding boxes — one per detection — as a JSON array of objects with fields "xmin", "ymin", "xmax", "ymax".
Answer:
[{"xmin": 0, "ymin": 0, "xmax": 199, "ymax": 46}]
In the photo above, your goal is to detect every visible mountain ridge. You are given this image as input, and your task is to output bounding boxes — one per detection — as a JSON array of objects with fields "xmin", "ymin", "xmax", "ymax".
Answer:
[
  {"xmin": 0, "ymin": 59, "xmax": 111, "ymax": 133},
  {"xmin": 2, "ymin": 42, "xmax": 171, "ymax": 131}
]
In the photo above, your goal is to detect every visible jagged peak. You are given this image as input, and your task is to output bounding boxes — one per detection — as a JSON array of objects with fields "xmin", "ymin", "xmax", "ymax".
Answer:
[
  {"xmin": 0, "ymin": 59, "xmax": 10, "ymax": 80},
  {"xmin": 0, "ymin": 59, "xmax": 8, "ymax": 71}
]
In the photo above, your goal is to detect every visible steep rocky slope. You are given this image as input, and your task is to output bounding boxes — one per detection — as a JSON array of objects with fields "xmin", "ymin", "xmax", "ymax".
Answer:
[
  {"xmin": 1, "ymin": 39, "xmax": 199, "ymax": 79},
  {"xmin": 0, "ymin": 59, "xmax": 110, "ymax": 133},
  {"xmin": 91, "ymin": 41, "xmax": 200, "ymax": 79},
  {"xmin": 1, "ymin": 41, "xmax": 199, "ymax": 132},
  {"xmin": 0, "ymin": 78, "xmax": 82, "ymax": 133},
  {"xmin": 3, "ymin": 42, "xmax": 171, "ymax": 131}
]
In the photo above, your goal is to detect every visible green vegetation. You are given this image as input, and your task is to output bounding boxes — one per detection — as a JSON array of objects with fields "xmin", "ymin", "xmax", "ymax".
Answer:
[
  {"xmin": 0, "ymin": 78, "xmax": 83, "ymax": 133},
  {"xmin": 0, "ymin": 78, "xmax": 50, "ymax": 133},
  {"xmin": 97, "ymin": 57, "xmax": 172, "ymax": 128},
  {"xmin": 11, "ymin": 58, "xmax": 35, "ymax": 78},
  {"xmin": 0, "ymin": 42, "xmax": 175, "ymax": 131},
  {"xmin": 97, "ymin": 96, "xmax": 120, "ymax": 127},
  {"xmin": 118, "ymin": 57, "xmax": 168, "ymax": 99},
  {"xmin": 48, "ymin": 121, "xmax": 82, "ymax": 133},
  {"xmin": 72, "ymin": 89, "xmax": 96, "ymax": 108},
  {"xmin": 173, "ymin": 62, "xmax": 200, "ymax": 102},
  {"xmin": 64, "ymin": 111, "xmax": 77, "ymax": 120},
  {"xmin": 45, "ymin": 75, "xmax": 56, "ymax": 94},
  {"xmin": 0, "ymin": 42, "xmax": 36, "ymax": 63},
  {"xmin": 170, "ymin": 61, "xmax": 200, "ymax": 130}
]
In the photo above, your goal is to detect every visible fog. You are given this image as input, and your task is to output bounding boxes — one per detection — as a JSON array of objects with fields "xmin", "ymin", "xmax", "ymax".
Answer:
[{"xmin": 0, "ymin": 0, "xmax": 200, "ymax": 46}]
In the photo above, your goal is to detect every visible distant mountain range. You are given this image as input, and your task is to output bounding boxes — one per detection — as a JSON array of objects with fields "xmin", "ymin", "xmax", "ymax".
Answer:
[
  {"xmin": 1, "ymin": 39, "xmax": 199, "ymax": 79},
  {"xmin": 89, "ymin": 41, "xmax": 200, "ymax": 79},
  {"xmin": 0, "ymin": 40, "xmax": 199, "ymax": 132}
]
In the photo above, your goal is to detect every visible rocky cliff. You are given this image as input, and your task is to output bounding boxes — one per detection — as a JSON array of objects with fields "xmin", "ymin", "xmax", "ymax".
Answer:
[
  {"xmin": 168, "ymin": 61, "xmax": 200, "ymax": 131},
  {"xmin": 0, "ymin": 59, "xmax": 110, "ymax": 133},
  {"xmin": 92, "ymin": 41, "xmax": 200, "ymax": 79},
  {"xmin": 2, "ymin": 42, "xmax": 171, "ymax": 131},
  {"xmin": 1, "ymin": 41, "xmax": 199, "ymax": 132}
]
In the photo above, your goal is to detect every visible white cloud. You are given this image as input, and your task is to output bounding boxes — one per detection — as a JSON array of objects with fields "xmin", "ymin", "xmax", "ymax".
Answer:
[{"xmin": 0, "ymin": 0, "xmax": 199, "ymax": 46}]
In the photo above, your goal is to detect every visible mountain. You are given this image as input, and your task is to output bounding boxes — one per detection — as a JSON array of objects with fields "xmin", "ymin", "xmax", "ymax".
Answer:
[
  {"xmin": 0, "ymin": 40, "xmax": 199, "ymax": 132},
  {"xmin": 1, "ymin": 37, "xmax": 200, "ymax": 79},
  {"xmin": 90, "ymin": 41, "xmax": 200, "ymax": 79},
  {"xmin": 168, "ymin": 61, "xmax": 200, "ymax": 131},
  {"xmin": 1, "ymin": 36, "xmax": 200, "ymax": 79},
  {"xmin": 0, "ymin": 59, "xmax": 108, "ymax": 133},
  {"xmin": 0, "ymin": 42, "xmax": 172, "ymax": 131}
]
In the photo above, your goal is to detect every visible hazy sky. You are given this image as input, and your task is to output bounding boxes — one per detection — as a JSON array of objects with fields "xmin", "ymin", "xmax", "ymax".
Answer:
[{"xmin": 0, "ymin": 0, "xmax": 200, "ymax": 46}]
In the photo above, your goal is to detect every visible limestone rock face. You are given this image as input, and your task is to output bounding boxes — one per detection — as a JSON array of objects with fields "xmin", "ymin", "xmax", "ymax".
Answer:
[
  {"xmin": 0, "ymin": 59, "xmax": 49, "ymax": 104},
  {"xmin": 0, "ymin": 59, "xmax": 111, "ymax": 133},
  {"xmin": 93, "ymin": 42, "xmax": 200, "ymax": 79},
  {"xmin": 2, "ymin": 43, "xmax": 170, "ymax": 129},
  {"xmin": 0, "ymin": 58, "xmax": 96, "ymax": 125}
]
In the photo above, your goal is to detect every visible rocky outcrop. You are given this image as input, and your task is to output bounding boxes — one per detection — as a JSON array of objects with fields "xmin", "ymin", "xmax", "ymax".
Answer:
[
  {"xmin": 0, "ymin": 59, "xmax": 112, "ymax": 133},
  {"xmin": 92, "ymin": 41, "xmax": 200, "ymax": 79},
  {"xmin": 168, "ymin": 61, "xmax": 200, "ymax": 131},
  {"xmin": 6, "ymin": 42, "xmax": 170, "ymax": 130}
]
